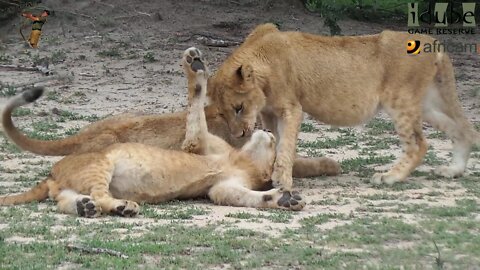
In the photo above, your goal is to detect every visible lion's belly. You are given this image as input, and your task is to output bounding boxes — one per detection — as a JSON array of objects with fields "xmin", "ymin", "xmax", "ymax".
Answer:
[
  {"xmin": 301, "ymin": 90, "xmax": 380, "ymax": 126},
  {"xmin": 297, "ymin": 81, "xmax": 380, "ymax": 126},
  {"xmin": 107, "ymin": 146, "xmax": 218, "ymax": 203}
]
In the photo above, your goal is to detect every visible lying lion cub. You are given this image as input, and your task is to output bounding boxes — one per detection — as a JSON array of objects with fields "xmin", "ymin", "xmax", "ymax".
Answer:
[
  {"xmin": 209, "ymin": 23, "xmax": 480, "ymax": 188},
  {"xmin": 1, "ymin": 58, "xmax": 340, "ymax": 179},
  {"xmin": 0, "ymin": 48, "xmax": 305, "ymax": 217}
]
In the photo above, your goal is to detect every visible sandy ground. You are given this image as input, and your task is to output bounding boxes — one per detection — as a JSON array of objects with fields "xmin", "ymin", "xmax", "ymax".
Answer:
[{"xmin": 0, "ymin": 0, "xmax": 479, "ymax": 235}]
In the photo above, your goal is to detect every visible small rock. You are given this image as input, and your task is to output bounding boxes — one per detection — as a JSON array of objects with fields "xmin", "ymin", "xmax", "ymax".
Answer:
[{"xmin": 51, "ymin": 108, "xmax": 60, "ymax": 115}]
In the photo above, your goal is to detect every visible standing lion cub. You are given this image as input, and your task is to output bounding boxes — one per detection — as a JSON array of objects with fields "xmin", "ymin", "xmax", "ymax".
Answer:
[
  {"xmin": 209, "ymin": 23, "xmax": 479, "ymax": 189},
  {"xmin": 0, "ymin": 48, "xmax": 305, "ymax": 217}
]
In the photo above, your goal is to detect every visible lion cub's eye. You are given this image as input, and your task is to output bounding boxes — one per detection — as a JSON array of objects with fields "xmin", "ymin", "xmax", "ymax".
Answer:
[{"xmin": 234, "ymin": 103, "xmax": 243, "ymax": 114}]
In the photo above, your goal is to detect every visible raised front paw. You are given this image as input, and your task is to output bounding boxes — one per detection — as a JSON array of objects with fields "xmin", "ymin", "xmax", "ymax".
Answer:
[{"xmin": 182, "ymin": 47, "xmax": 206, "ymax": 73}]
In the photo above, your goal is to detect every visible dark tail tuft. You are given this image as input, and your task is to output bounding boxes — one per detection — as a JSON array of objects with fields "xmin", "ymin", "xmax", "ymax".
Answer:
[{"xmin": 22, "ymin": 87, "xmax": 44, "ymax": 103}]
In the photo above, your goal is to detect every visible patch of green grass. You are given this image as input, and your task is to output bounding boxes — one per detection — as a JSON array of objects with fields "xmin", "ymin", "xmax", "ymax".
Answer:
[
  {"xmin": 64, "ymin": 127, "xmax": 81, "ymax": 136},
  {"xmin": 12, "ymin": 108, "xmax": 32, "ymax": 117},
  {"xmin": 225, "ymin": 211, "xmax": 256, "ymax": 219},
  {"xmin": 50, "ymin": 50, "xmax": 67, "ymax": 64},
  {"xmin": 0, "ymin": 85, "xmax": 17, "ymax": 97},
  {"xmin": 424, "ymin": 149, "xmax": 445, "ymax": 166},
  {"xmin": 362, "ymin": 135, "xmax": 399, "ymax": 150},
  {"xmin": 365, "ymin": 117, "xmax": 395, "ymax": 135},
  {"xmin": 310, "ymin": 197, "xmax": 348, "ymax": 206},
  {"xmin": 32, "ymin": 121, "xmax": 60, "ymax": 132},
  {"xmin": 0, "ymin": 53, "xmax": 12, "ymax": 64},
  {"xmin": 422, "ymin": 199, "xmax": 478, "ymax": 217},
  {"xmin": 323, "ymin": 216, "xmax": 420, "ymax": 246},
  {"xmin": 0, "ymin": 134, "xmax": 21, "ymax": 153},
  {"xmin": 459, "ymin": 175, "xmax": 480, "ymax": 196},
  {"xmin": 300, "ymin": 123, "xmax": 318, "ymax": 133},
  {"xmin": 359, "ymin": 192, "xmax": 401, "ymax": 201},
  {"xmin": 142, "ymin": 202, "xmax": 209, "ymax": 219},
  {"xmin": 260, "ymin": 209, "xmax": 294, "ymax": 223},
  {"xmin": 143, "ymin": 52, "xmax": 156, "ymax": 63},
  {"xmin": 340, "ymin": 154, "xmax": 395, "ymax": 177},
  {"xmin": 46, "ymin": 90, "xmax": 59, "ymax": 101},
  {"xmin": 57, "ymin": 110, "xmax": 100, "ymax": 122},
  {"xmin": 98, "ymin": 48, "xmax": 122, "ymax": 58},
  {"xmin": 389, "ymin": 181, "xmax": 425, "ymax": 191},
  {"xmin": 298, "ymin": 129, "xmax": 358, "ymax": 149},
  {"xmin": 427, "ymin": 131, "xmax": 447, "ymax": 140},
  {"xmin": 300, "ymin": 213, "xmax": 347, "ymax": 228}
]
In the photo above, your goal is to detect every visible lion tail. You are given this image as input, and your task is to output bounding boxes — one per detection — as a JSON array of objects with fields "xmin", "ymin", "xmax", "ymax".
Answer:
[
  {"xmin": 1, "ymin": 87, "xmax": 92, "ymax": 156},
  {"xmin": 0, "ymin": 179, "xmax": 50, "ymax": 205}
]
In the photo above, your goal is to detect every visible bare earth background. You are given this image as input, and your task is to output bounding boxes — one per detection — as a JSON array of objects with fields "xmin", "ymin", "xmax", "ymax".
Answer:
[{"xmin": 0, "ymin": 0, "xmax": 479, "ymax": 269}]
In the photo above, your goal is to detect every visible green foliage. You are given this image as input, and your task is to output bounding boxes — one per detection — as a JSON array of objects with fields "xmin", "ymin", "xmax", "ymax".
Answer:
[
  {"xmin": 303, "ymin": 0, "xmax": 411, "ymax": 35},
  {"xmin": 143, "ymin": 52, "xmax": 156, "ymax": 63},
  {"xmin": 0, "ymin": 85, "xmax": 17, "ymax": 97},
  {"xmin": 0, "ymin": 0, "xmax": 41, "ymax": 21},
  {"xmin": 0, "ymin": 53, "xmax": 12, "ymax": 64},
  {"xmin": 98, "ymin": 48, "xmax": 122, "ymax": 58}
]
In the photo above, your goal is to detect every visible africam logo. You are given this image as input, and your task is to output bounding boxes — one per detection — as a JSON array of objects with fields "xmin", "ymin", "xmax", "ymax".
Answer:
[{"xmin": 407, "ymin": 40, "xmax": 479, "ymax": 55}]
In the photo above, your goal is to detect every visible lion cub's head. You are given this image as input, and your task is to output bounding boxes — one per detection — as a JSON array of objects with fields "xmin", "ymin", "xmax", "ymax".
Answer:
[
  {"xmin": 240, "ymin": 129, "xmax": 276, "ymax": 180},
  {"xmin": 209, "ymin": 62, "xmax": 268, "ymax": 139}
]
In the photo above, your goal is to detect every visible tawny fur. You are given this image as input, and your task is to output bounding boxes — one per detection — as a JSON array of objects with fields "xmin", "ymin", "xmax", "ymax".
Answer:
[
  {"xmin": 1, "ymin": 66, "xmax": 340, "ymax": 178},
  {"xmin": 209, "ymin": 23, "xmax": 480, "ymax": 188},
  {"xmin": 0, "ymin": 48, "xmax": 305, "ymax": 217}
]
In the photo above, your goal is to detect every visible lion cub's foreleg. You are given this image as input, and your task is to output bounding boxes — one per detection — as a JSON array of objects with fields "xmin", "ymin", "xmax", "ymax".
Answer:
[
  {"xmin": 270, "ymin": 106, "xmax": 303, "ymax": 190},
  {"xmin": 208, "ymin": 177, "xmax": 305, "ymax": 211},
  {"xmin": 181, "ymin": 47, "xmax": 232, "ymax": 155}
]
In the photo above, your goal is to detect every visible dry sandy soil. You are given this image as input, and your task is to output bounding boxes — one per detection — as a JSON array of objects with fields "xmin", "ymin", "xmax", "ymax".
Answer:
[{"xmin": 0, "ymin": 0, "xmax": 479, "ymax": 269}]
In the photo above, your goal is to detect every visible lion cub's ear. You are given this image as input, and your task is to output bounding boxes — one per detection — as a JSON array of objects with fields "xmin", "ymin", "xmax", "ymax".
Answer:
[{"xmin": 235, "ymin": 64, "xmax": 255, "ymax": 93}]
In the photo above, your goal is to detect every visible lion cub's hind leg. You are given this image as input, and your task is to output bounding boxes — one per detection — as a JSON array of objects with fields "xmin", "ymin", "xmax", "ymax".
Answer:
[
  {"xmin": 423, "ymin": 85, "xmax": 475, "ymax": 178},
  {"xmin": 53, "ymin": 189, "xmax": 101, "ymax": 218},
  {"xmin": 372, "ymin": 98, "xmax": 428, "ymax": 185},
  {"xmin": 90, "ymin": 180, "xmax": 140, "ymax": 217},
  {"xmin": 208, "ymin": 178, "xmax": 305, "ymax": 211},
  {"xmin": 67, "ymin": 155, "xmax": 140, "ymax": 217}
]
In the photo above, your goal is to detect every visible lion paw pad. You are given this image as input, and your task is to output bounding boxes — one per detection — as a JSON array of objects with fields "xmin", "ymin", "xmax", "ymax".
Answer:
[
  {"xmin": 183, "ymin": 47, "xmax": 205, "ymax": 72},
  {"xmin": 277, "ymin": 191, "xmax": 305, "ymax": 211},
  {"xmin": 111, "ymin": 201, "xmax": 139, "ymax": 217},
  {"xmin": 76, "ymin": 197, "xmax": 100, "ymax": 218}
]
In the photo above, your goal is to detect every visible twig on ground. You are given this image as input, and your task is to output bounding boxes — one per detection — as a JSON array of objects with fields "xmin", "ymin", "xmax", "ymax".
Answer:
[
  {"xmin": 195, "ymin": 36, "xmax": 240, "ymax": 47},
  {"xmin": 0, "ymin": 64, "xmax": 52, "ymax": 75},
  {"xmin": 2, "ymin": 73, "xmax": 72, "ymax": 89},
  {"xmin": 432, "ymin": 240, "xmax": 444, "ymax": 270},
  {"xmin": 66, "ymin": 244, "xmax": 129, "ymax": 259},
  {"xmin": 55, "ymin": 9, "xmax": 93, "ymax": 19},
  {"xmin": 135, "ymin": 10, "xmax": 152, "ymax": 17},
  {"xmin": 176, "ymin": 32, "xmax": 241, "ymax": 47},
  {"xmin": 113, "ymin": 13, "xmax": 151, "ymax": 20},
  {"xmin": 78, "ymin": 72, "xmax": 96, "ymax": 77}
]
